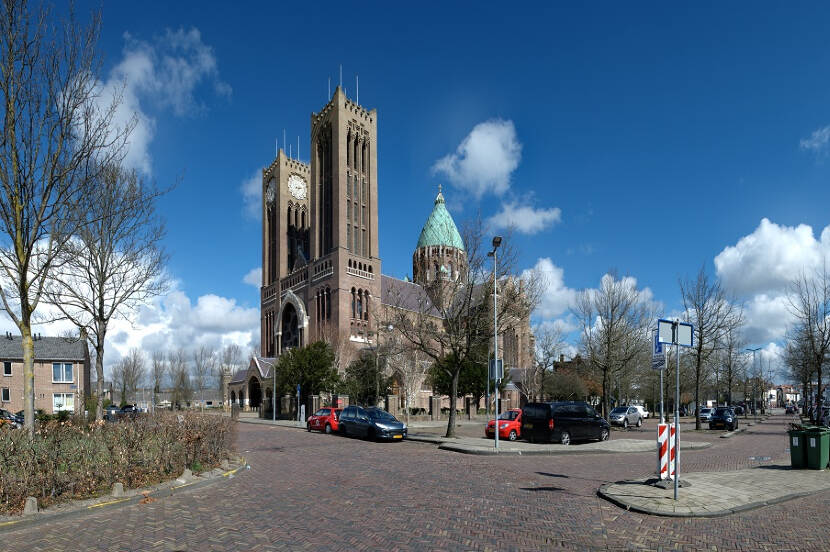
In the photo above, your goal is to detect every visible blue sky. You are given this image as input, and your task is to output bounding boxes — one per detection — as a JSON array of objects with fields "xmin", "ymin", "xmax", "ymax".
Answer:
[{"xmin": 13, "ymin": 1, "xmax": 830, "ymax": 376}]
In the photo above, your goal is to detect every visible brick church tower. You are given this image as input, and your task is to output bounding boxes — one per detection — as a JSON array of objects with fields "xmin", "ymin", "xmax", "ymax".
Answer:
[{"xmin": 261, "ymin": 87, "xmax": 381, "ymax": 357}]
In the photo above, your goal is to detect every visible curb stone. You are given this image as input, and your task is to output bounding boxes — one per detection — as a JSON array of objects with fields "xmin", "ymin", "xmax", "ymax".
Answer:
[
  {"xmin": 597, "ymin": 482, "xmax": 819, "ymax": 518},
  {"xmin": 0, "ymin": 458, "xmax": 247, "ymax": 534}
]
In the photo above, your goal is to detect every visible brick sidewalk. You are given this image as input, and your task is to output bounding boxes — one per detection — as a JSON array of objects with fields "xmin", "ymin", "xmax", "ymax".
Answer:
[{"xmin": 1, "ymin": 413, "xmax": 826, "ymax": 551}]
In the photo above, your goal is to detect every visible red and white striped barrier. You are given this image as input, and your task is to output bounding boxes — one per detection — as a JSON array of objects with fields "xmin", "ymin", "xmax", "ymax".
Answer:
[
  {"xmin": 668, "ymin": 423, "xmax": 676, "ymax": 479},
  {"xmin": 657, "ymin": 423, "xmax": 677, "ymax": 480},
  {"xmin": 657, "ymin": 423, "xmax": 669, "ymax": 479}
]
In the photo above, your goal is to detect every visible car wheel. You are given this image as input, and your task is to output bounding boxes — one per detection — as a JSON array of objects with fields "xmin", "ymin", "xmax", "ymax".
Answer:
[
  {"xmin": 560, "ymin": 431, "xmax": 571, "ymax": 446},
  {"xmin": 636, "ymin": 418, "xmax": 642, "ymax": 428},
  {"xmin": 600, "ymin": 428, "xmax": 609, "ymax": 441},
  {"xmin": 324, "ymin": 423, "xmax": 332, "ymax": 434},
  {"xmin": 367, "ymin": 428, "xmax": 376, "ymax": 441},
  {"xmin": 508, "ymin": 430, "xmax": 517, "ymax": 441},
  {"xmin": 623, "ymin": 419, "xmax": 628, "ymax": 429},
  {"xmin": 306, "ymin": 423, "xmax": 312, "ymax": 432}
]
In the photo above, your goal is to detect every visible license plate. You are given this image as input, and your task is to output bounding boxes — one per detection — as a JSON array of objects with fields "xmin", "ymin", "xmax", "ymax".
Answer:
[
  {"xmin": 393, "ymin": 434, "xmax": 403, "ymax": 439},
  {"xmin": 523, "ymin": 423, "xmax": 533, "ymax": 429}
]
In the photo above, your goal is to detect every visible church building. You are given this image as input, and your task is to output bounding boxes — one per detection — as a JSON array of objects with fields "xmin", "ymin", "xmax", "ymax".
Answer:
[{"xmin": 228, "ymin": 86, "xmax": 533, "ymax": 415}]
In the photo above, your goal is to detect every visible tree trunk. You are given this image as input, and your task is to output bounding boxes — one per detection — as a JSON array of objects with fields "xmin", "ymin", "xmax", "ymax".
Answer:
[
  {"xmin": 601, "ymin": 368, "xmax": 609, "ymax": 419},
  {"xmin": 22, "ymin": 324, "xmax": 34, "ymax": 438},
  {"xmin": 95, "ymin": 341, "xmax": 105, "ymax": 420},
  {"xmin": 445, "ymin": 369, "xmax": 458, "ymax": 438},
  {"xmin": 817, "ymin": 358, "xmax": 823, "ymax": 424},
  {"xmin": 694, "ymin": 368, "xmax": 701, "ymax": 430}
]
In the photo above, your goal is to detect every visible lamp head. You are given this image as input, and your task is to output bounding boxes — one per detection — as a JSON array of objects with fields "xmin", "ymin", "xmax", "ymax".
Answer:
[{"xmin": 492, "ymin": 236, "xmax": 503, "ymax": 249}]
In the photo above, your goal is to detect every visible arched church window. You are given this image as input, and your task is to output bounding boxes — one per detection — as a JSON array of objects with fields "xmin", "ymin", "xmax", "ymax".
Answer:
[
  {"xmin": 287, "ymin": 206, "xmax": 293, "ymax": 228},
  {"xmin": 364, "ymin": 293, "xmax": 369, "ymax": 321},
  {"xmin": 301, "ymin": 211, "xmax": 306, "ymax": 228},
  {"xmin": 325, "ymin": 287, "xmax": 332, "ymax": 320},
  {"xmin": 351, "ymin": 288, "xmax": 356, "ymax": 319},
  {"xmin": 357, "ymin": 289, "xmax": 363, "ymax": 319}
]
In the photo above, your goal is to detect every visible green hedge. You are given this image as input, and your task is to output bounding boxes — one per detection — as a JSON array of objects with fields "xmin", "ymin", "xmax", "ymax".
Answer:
[{"xmin": 0, "ymin": 412, "xmax": 235, "ymax": 514}]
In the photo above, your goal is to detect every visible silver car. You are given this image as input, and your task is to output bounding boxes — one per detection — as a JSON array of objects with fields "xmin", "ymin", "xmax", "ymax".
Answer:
[
  {"xmin": 698, "ymin": 407, "xmax": 715, "ymax": 422},
  {"xmin": 609, "ymin": 406, "xmax": 641, "ymax": 428}
]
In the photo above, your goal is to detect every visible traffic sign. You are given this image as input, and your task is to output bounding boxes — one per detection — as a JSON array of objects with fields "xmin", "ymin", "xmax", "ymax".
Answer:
[
  {"xmin": 657, "ymin": 319, "xmax": 694, "ymax": 347},
  {"xmin": 652, "ymin": 329, "xmax": 665, "ymax": 370},
  {"xmin": 489, "ymin": 358, "xmax": 503, "ymax": 380}
]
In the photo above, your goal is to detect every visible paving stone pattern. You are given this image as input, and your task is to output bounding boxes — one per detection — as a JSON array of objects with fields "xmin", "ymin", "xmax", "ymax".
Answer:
[{"xmin": 2, "ymin": 415, "xmax": 828, "ymax": 551}]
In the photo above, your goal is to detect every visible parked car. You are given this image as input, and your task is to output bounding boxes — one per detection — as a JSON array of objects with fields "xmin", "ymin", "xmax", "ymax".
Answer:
[
  {"xmin": 633, "ymin": 405, "xmax": 649, "ymax": 420},
  {"xmin": 708, "ymin": 407, "xmax": 738, "ymax": 431},
  {"xmin": 103, "ymin": 404, "xmax": 121, "ymax": 421},
  {"xmin": 785, "ymin": 405, "xmax": 796, "ymax": 415},
  {"xmin": 485, "ymin": 409, "xmax": 522, "ymax": 441},
  {"xmin": 521, "ymin": 401, "xmax": 610, "ymax": 445},
  {"xmin": 307, "ymin": 407, "xmax": 341, "ymax": 434},
  {"xmin": 609, "ymin": 406, "xmax": 642, "ymax": 428},
  {"xmin": 678, "ymin": 406, "xmax": 688, "ymax": 417},
  {"xmin": 338, "ymin": 406, "xmax": 407, "ymax": 441},
  {"xmin": 733, "ymin": 405, "xmax": 745, "ymax": 416},
  {"xmin": 0, "ymin": 408, "xmax": 22, "ymax": 428},
  {"xmin": 697, "ymin": 407, "xmax": 715, "ymax": 422}
]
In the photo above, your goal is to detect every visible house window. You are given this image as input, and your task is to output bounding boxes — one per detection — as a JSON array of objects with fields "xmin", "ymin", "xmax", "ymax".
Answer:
[
  {"xmin": 1, "ymin": 388, "xmax": 8, "ymax": 402},
  {"xmin": 52, "ymin": 363, "xmax": 73, "ymax": 383},
  {"xmin": 3, "ymin": 362, "xmax": 10, "ymax": 376},
  {"xmin": 52, "ymin": 392, "xmax": 74, "ymax": 413}
]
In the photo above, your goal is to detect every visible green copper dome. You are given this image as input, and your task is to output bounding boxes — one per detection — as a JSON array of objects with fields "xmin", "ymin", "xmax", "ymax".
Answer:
[{"xmin": 416, "ymin": 192, "xmax": 465, "ymax": 251}]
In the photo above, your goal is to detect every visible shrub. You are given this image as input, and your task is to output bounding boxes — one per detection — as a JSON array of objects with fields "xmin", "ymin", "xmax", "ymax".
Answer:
[{"xmin": 0, "ymin": 412, "xmax": 235, "ymax": 514}]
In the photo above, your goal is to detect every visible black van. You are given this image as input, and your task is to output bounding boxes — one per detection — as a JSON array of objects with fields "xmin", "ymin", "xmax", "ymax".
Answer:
[{"xmin": 521, "ymin": 401, "xmax": 610, "ymax": 445}]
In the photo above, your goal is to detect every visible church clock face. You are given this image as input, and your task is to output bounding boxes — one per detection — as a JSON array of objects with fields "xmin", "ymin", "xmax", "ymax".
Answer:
[{"xmin": 288, "ymin": 174, "xmax": 307, "ymax": 200}]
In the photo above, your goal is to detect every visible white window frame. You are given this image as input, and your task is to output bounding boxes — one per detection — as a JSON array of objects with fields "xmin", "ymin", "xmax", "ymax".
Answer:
[
  {"xmin": 52, "ymin": 392, "xmax": 74, "ymax": 413},
  {"xmin": 3, "ymin": 362, "xmax": 10, "ymax": 376},
  {"xmin": 52, "ymin": 362, "xmax": 73, "ymax": 383},
  {"xmin": 1, "ymin": 387, "xmax": 9, "ymax": 402}
]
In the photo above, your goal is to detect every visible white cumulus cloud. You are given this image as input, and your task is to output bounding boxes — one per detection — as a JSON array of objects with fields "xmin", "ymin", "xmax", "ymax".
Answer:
[
  {"xmin": 243, "ymin": 267, "xmax": 262, "ymax": 287},
  {"xmin": 522, "ymin": 258, "xmax": 577, "ymax": 321},
  {"xmin": 488, "ymin": 201, "xmax": 561, "ymax": 234},
  {"xmin": 93, "ymin": 27, "xmax": 230, "ymax": 175},
  {"xmin": 714, "ymin": 218, "xmax": 830, "ymax": 296},
  {"xmin": 240, "ymin": 170, "xmax": 261, "ymax": 219},
  {"xmin": 432, "ymin": 119, "xmax": 521, "ymax": 198}
]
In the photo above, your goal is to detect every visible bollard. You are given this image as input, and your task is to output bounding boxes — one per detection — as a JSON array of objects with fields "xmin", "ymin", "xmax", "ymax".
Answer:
[
  {"xmin": 23, "ymin": 496, "xmax": 38, "ymax": 515},
  {"xmin": 112, "ymin": 482, "xmax": 124, "ymax": 497}
]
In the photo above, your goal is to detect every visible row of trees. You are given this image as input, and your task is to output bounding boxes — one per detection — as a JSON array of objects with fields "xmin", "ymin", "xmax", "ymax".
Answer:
[
  {"xmin": 111, "ymin": 344, "xmax": 245, "ymax": 409},
  {"xmin": 0, "ymin": 2, "xmax": 169, "ymax": 434}
]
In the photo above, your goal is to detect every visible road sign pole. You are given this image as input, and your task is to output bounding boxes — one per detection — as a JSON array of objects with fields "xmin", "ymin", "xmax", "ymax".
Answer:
[{"xmin": 674, "ymin": 340, "xmax": 680, "ymax": 501}]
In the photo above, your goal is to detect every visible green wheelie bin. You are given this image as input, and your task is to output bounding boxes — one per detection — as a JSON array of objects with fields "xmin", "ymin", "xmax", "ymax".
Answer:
[
  {"xmin": 805, "ymin": 428, "xmax": 830, "ymax": 470},
  {"xmin": 789, "ymin": 429, "xmax": 807, "ymax": 469}
]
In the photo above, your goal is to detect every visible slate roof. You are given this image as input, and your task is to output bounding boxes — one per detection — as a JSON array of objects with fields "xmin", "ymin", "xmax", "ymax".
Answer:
[
  {"xmin": 380, "ymin": 275, "xmax": 441, "ymax": 317},
  {"xmin": 0, "ymin": 334, "xmax": 86, "ymax": 361},
  {"xmin": 415, "ymin": 192, "xmax": 465, "ymax": 251},
  {"xmin": 229, "ymin": 369, "xmax": 248, "ymax": 384}
]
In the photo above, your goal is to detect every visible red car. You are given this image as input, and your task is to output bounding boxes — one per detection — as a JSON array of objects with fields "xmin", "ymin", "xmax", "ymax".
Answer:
[
  {"xmin": 307, "ymin": 407, "xmax": 342, "ymax": 434},
  {"xmin": 485, "ymin": 409, "xmax": 522, "ymax": 441}
]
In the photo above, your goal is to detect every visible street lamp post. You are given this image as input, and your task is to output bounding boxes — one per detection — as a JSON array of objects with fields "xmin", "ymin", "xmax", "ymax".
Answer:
[
  {"xmin": 488, "ymin": 236, "xmax": 502, "ymax": 451},
  {"xmin": 746, "ymin": 347, "xmax": 761, "ymax": 422}
]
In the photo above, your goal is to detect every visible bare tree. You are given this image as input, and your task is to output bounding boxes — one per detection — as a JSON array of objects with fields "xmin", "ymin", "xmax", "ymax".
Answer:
[
  {"xmin": 45, "ymin": 164, "xmax": 168, "ymax": 420},
  {"xmin": 219, "ymin": 343, "xmax": 242, "ymax": 407},
  {"xmin": 192, "ymin": 345, "xmax": 216, "ymax": 410},
  {"xmin": 0, "ymin": 1, "xmax": 131, "ymax": 435},
  {"xmin": 151, "ymin": 350, "xmax": 166, "ymax": 411},
  {"xmin": 169, "ymin": 349, "xmax": 191, "ymax": 409},
  {"xmin": 788, "ymin": 262, "xmax": 830, "ymax": 422},
  {"xmin": 785, "ymin": 323, "xmax": 813, "ymax": 416},
  {"xmin": 383, "ymin": 220, "xmax": 541, "ymax": 437},
  {"xmin": 121, "ymin": 348, "xmax": 145, "ymax": 405},
  {"xmin": 719, "ymin": 323, "xmax": 745, "ymax": 407},
  {"xmin": 531, "ymin": 324, "xmax": 565, "ymax": 402},
  {"xmin": 680, "ymin": 266, "xmax": 742, "ymax": 429},
  {"xmin": 575, "ymin": 271, "xmax": 652, "ymax": 418}
]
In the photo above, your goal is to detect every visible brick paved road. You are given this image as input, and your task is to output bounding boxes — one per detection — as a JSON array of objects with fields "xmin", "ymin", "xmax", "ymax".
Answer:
[{"xmin": 3, "ymin": 415, "xmax": 827, "ymax": 551}]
